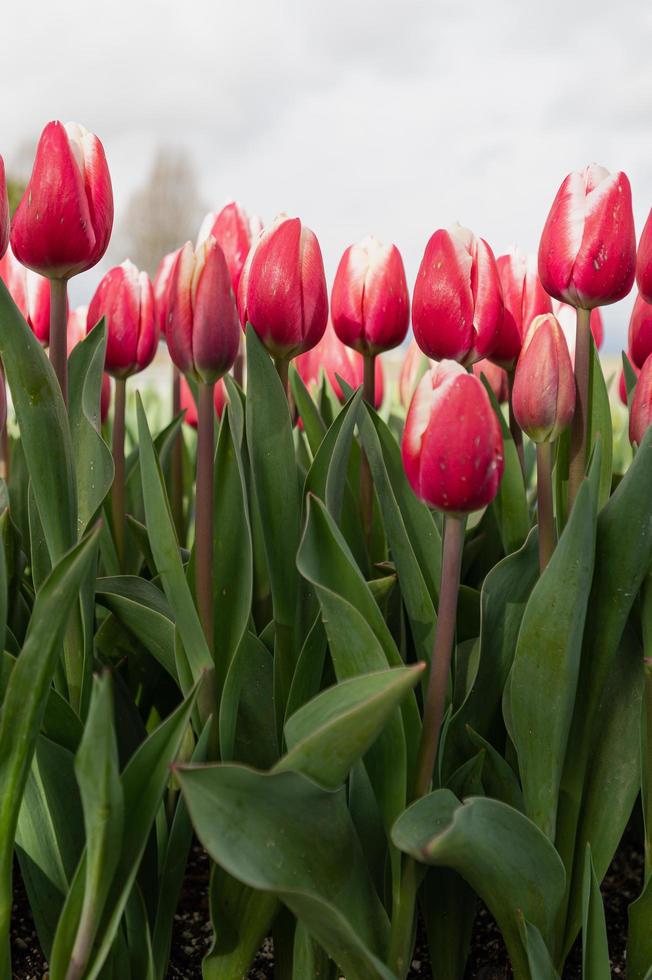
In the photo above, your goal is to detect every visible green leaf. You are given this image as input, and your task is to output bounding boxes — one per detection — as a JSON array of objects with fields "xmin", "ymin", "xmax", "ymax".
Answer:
[
  {"xmin": 277, "ymin": 665, "xmax": 424, "ymax": 789},
  {"xmin": 177, "ymin": 764, "xmax": 394, "ymax": 980},
  {"xmin": 392, "ymin": 791, "xmax": 565, "ymax": 980},
  {"xmin": 517, "ymin": 916, "xmax": 560, "ymax": 980},
  {"xmin": 422, "ymin": 868, "xmax": 475, "ymax": 980},
  {"xmin": 290, "ymin": 364, "xmax": 327, "ymax": 455},
  {"xmin": 219, "ymin": 631, "xmax": 277, "ymax": 768},
  {"xmin": 304, "ymin": 387, "xmax": 362, "ymax": 525},
  {"xmin": 581, "ymin": 844, "xmax": 610, "ymax": 980},
  {"xmin": 480, "ymin": 376, "xmax": 529, "ymax": 555},
  {"xmin": 202, "ymin": 869, "xmax": 279, "ymax": 980},
  {"xmin": 587, "ymin": 337, "xmax": 613, "ymax": 510},
  {"xmin": 285, "ymin": 616, "xmax": 328, "ymax": 719},
  {"xmin": 622, "ymin": 351, "xmax": 639, "ymax": 407},
  {"xmin": 628, "ymin": 875, "xmax": 652, "ymax": 980},
  {"xmin": 95, "ymin": 576, "xmax": 177, "ymax": 682}
]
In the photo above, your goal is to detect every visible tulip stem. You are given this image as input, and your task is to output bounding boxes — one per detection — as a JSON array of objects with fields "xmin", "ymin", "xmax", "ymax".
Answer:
[
  {"xmin": 171, "ymin": 366, "xmax": 184, "ymax": 542},
  {"xmin": 233, "ymin": 335, "xmax": 244, "ymax": 388},
  {"xmin": 274, "ymin": 357, "xmax": 290, "ymax": 403},
  {"xmin": 196, "ymin": 381, "xmax": 215, "ymax": 651},
  {"xmin": 568, "ymin": 308, "xmax": 591, "ymax": 510},
  {"xmin": 536, "ymin": 441, "xmax": 555, "ymax": 573},
  {"xmin": 49, "ymin": 278, "xmax": 68, "ymax": 405},
  {"xmin": 361, "ymin": 353, "xmax": 376, "ymax": 548},
  {"xmin": 507, "ymin": 369, "xmax": 525, "ymax": 476},
  {"xmin": 413, "ymin": 513, "xmax": 465, "ymax": 798},
  {"xmin": 111, "ymin": 378, "xmax": 127, "ymax": 569}
]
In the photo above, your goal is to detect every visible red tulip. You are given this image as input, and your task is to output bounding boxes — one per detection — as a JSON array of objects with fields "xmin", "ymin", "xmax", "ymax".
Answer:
[
  {"xmin": 153, "ymin": 248, "xmax": 181, "ymax": 336},
  {"xmin": 0, "ymin": 246, "xmax": 52, "ymax": 343},
  {"xmin": 511, "ymin": 314, "xmax": 575, "ymax": 443},
  {"xmin": 552, "ymin": 299, "xmax": 603, "ymax": 360},
  {"xmin": 629, "ymin": 354, "xmax": 652, "ymax": 446},
  {"xmin": 492, "ymin": 249, "xmax": 552, "ymax": 367},
  {"xmin": 296, "ymin": 321, "xmax": 384, "ymax": 408},
  {"xmin": 538, "ymin": 164, "xmax": 636, "ymax": 310},
  {"xmin": 627, "ymin": 293, "xmax": 652, "ymax": 369},
  {"xmin": 179, "ymin": 375, "xmax": 228, "ymax": 428},
  {"xmin": 237, "ymin": 214, "xmax": 328, "ymax": 359},
  {"xmin": 167, "ymin": 237, "xmax": 240, "ymax": 383},
  {"xmin": 412, "ymin": 224, "xmax": 503, "ymax": 366},
  {"xmin": 402, "ymin": 360, "xmax": 504, "ymax": 512},
  {"xmin": 197, "ymin": 202, "xmax": 262, "ymax": 294},
  {"xmin": 87, "ymin": 260, "xmax": 158, "ymax": 378},
  {"xmin": 399, "ymin": 339, "xmax": 430, "ymax": 410},
  {"xmin": 11, "ymin": 121, "xmax": 113, "ymax": 280},
  {"xmin": 0, "ymin": 157, "xmax": 8, "ymax": 260},
  {"xmin": 636, "ymin": 209, "xmax": 652, "ymax": 304},
  {"xmin": 330, "ymin": 235, "xmax": 409, "ymax": 354},
  {"xmin": 472, "ymin": 358, "xmax": 509, "ymax": 404}
]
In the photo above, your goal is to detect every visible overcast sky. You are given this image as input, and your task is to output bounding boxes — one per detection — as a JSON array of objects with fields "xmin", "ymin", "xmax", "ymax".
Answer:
[{"xmin": 4, "ymin": 0, "xmax": 652, "ymax": 351}]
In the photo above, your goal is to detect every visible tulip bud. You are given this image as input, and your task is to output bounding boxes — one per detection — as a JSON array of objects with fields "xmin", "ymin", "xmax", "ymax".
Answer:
[
  {"xmin": 197, "ymin": 202, "xmax": 262, "ymax": 294},
  {"xmin": 412, "ymin": 224, "xmax": 503, "ymax": 366},
  {"xmin": 0, "ymin": 157, "xmax": 8, "ymax": 260},
  {"xmin": 472, "ymin": 358, "xmax": 509, "ymax": 404},
  {"xmin": 627, "ymin": 293, "xmax": 652, "ymax": 369},
  {"xmin": 167, "ymin": 237, "xmax": 240, "ymax": 384},
  {"xmin": 179, "ymin": 375, "xmax": 228, "ymax": 428},
  {"xmin": 636, "ymin": 209, "xmax": 652, "ymax": 304},
  {"xmin": 629, "ymin": 355, "xmax": 652, "ymax": 446},
  {"xmin": 153, "ymin": 248, "xmax": 181, "ymax": 337},
  {"xmin": 552, "ymin": 299, "xmax": 603, "ymax": 360},
  {"xmin": 330, "ymin": 235, "xmax": 409, "ymax": 354},
  {"xmin": 402, "ymin": 360, "xmax": 504, "ymax": 512},
  {"xmin": 538, "ymin": 164, "xmax": 636, "ymax": 310},
  {"xmin": 0, "ymin": 247, "xmax": 52, "ymax": 343},
  {"xmin": 237, "ymin": 214, "xmax": 328, "ymax": 359},
  {"xmin": 87, "ymin": 260, "xmax": 158, "ymax": 378},
  {"xmin": 11, "ymin": 121, "xmax": 113, "ymax": 280},
  {"xmin": 511, "ymin": 314, "xmax": 575, "ymax": 443},
  {"xmin": 492, "ymin": 249, "xmax": 552, "ymax": 367},
  {"xmin": 398, "ymin": 339, "xmax": 430, "ymax": 410},
  {"xmin": 296, "ymin": 321, "xmax": 384, "ymax": 408}
]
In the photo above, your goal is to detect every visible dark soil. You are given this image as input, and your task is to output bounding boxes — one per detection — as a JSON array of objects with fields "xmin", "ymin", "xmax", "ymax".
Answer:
[{"xmin": 10, "ymin": 828, "xmax": 644, "ymax": 979}]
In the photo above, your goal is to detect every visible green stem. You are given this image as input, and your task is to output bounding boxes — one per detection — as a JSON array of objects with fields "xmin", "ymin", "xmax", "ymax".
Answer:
[
  {"xmin": 111, "ymin": 378, "xmax": 126, "ymax": 569},
  {"xmin": 233, "ymin": 334, "xmax": 245, "ymax": 387},
  {"xmin": 567, "ymin": 308, "xmax": 591, "ymax": 511},
  {"xmin": 360, "ymin": 353, "xmax": 376, "ymax": 548},
  {"xmin": 274, "ymin": 356, "xmax": 290, "ymax": 403},
  {"xmin": 196, "ymin": 381, "xmax": 215, "ymax": 651},
  {"xmin": 536, "ymin": 441, "xmax": 555, "ymax": 573},
  {"xmin": 171, "ymin": 366, "xmax": 184, "ymax": 542},
  {"xmin": 49, "ymin": 278, "xmax": 68, "ymax": 405},
  {"xmin": 508, "ymin": 369, "xmax": 525, "ymax": 477}
]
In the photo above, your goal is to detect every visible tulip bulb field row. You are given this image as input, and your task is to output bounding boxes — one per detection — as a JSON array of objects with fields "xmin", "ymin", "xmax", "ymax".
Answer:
[{"xmin": 0, "ymin": 121, "xmax": 650, "ymax": 980}]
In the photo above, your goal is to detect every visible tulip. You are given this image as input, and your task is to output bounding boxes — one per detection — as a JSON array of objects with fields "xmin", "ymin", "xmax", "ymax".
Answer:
[
  {"xmin": 627, "ymin": 293, "xmax": 652, "ymax": 369},
  {"xmin": 296, "ymin": 322, "xmax": 384, "ymax": 410},
  {"xmin": 402, "ymin": 361, "xmax": 503, "ymax": 807},
  {"xmin": 0, "ymin": 247, "xmax": 51, "ymax": 344},
  {"xmin": 553, "ymin": 299, "xmax": 603, "ymax": 359},
  {"xmin": 10, "ymin": 121, "xmax": 114, "ymax": 404},
  {"xmin": 153, "ymin": 248, "xmax": 181, "ymax": 336},
  {"xmin": 168, "ymin": 236, "xmax": 240, "ymax": 647},
  {"xmin": 412, "ymin": 224, "xmax": 503, "ymax": 367},
  {"xmin": 629, "ymin": 355, "xmax": 652, "ymax": 447},
  {"xmin": 154, "ymin": 246, "xmax": 184, "ymax": 536},
  {"xmin": 197, "ymin": 202, "xmax": 262, "ymax": 294},
  {"xmin": 237, "ymin": 214, "xmax": 328, "ymax": 390},
  {"xmin": 538, "ymin": 164, "xmax": 635, "ymax": 510},
  {"xmin": 636, "ymin": 209, "xmax": 652, "ymax": 304},
  {"xmin": 472, "ymin": 358, "xmax": 509, "ymax": 404},
  {"xmin": 179, "ymin": 375, "xmax": 228, "ymax": 428},
  {"xmin": 0, "ymin": 157, "xmax": 8, "ymax": 260},
  {"xmin": 492, "ymin": 249, "xmax": 552, "ymax": 368},
  {"xmin": 399, "ymin": 339, "xmax": 430, "ymax": 410}
]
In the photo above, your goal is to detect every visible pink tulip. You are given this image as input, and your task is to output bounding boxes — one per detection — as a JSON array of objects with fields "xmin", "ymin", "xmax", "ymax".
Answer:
[
  {"xmin": 402, "ymin": 360, "xmax": 504, "ymax": 512},
  {"xmin": 87, "ymin": 260, "xmax": 158, "ymax": 378},
  {"xmin": 627, "ymin": 293, "xmax": 652, "ymax": 369},
  {"xmin": 412, "ymin": 224, "xmax": 503, "ymax": 366},
  {"xmin": 167, "ymin": 237, "xmax": 240, "ymax": 383},
  {"xmin": 399, "ymin": 339, "xmax": 430, "ymax": 410},
  {"xmin": 153, "ymin": 248, "xmax": 182, "ymax": 337},
  {"xmin": 538, "ymin": 164, "xmax": 636, "ymax": 310},
  {"xmin": 179, "ymin": 375, "xmax": 228, "ymax": 428},
  {"xmin": 296, "ymin": 321, "xmax": 384, "ymax": 408},
  {"xmin": 472, "ymin": 358, "xmax": 509, "ymax": 404},
  {"xmin": 197, "ymin": 202, "xmax": 262, "ymax": 294},
  {"xmin": 11, "ymin": 121, "xmax": 113, "ymax": 280},
  {"xmin": 0, "ymin": 157, "xmax": 8, "ymax": 260},
  {"xmin": 67, "ymin": 305, "xmax": 87, "ymax": 353},
  {"xmin": 0, "ymin": 247, "xmax": 52, "ymax": 344},
  {"xmin": 330, "ymin": 235, "xmax": 409, "ymax": 354},
  {"xmin": 511, "ymin": 314, "xmax": 576, "ymax": 443},
  {"xmin": 629, "ymin": 354, "xmax": 652, "ymax": 446},
  {"xmin": 237, "ymin": 214, "xmax": 328, "ymax": 359},
  {"xmin": 636, "ymin": 209, "xmax": 652, "ymax": 304},
  {"xmin": 492, "ymin": 249, "xmax": 552, "ymax": 367}
]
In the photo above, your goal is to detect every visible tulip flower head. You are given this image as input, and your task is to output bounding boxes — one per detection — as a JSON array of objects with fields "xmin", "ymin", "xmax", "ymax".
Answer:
[
  {"xmin": 629, "ymin": 354, "xmax": 652, "ymax": 446},
  {"xmin": 399, "ymin": 339, "xmax": 431, "ymax": 410},
  {"xmin": 0, "ymin": 157, "xmax": 8, "ymax": 259},
  {"xmin": 167, "ymin": 237, "xmax": 240, "ymax": 384},
  {"xmin": 412, "ymin": 223, "xmax": 503, "ymax": 366},
  {"xmin": 87, "ymin": 260, "xmax": 158, "ymax": 379},
  {"xmin": 636, "ymin": 209, "xmax": 652, "ymax": 304},
  {"xmin": 237, "ymin": 214, "xmax": 328, "ymax": 359},
  {"xmin": 627, "ymin": 293, "xmax": 652, "ymax": 369},
  {"xmin": 11, "ymin": 121, "xmax": 113, "ymax": 279},
  {"xmin": 153, "ymin": 248, "xmax": 181, "ymax": 336},
  {"xmin": 472, "ymin": 358, "xmax": 509, "ymax": 404},
  {"xmin": 197, "ymin": 202, "xmax": 262, "ymax": 294},
  {"xmin": 0, "ymin": 247, "xmax": 52, "ymax": 344},
  {"xmin": 492, "ymin": 249, "xmax": 552, "ymax": 367},
  {"xmin": 296, "ymin": 321, "xmax": 384, "ymax": 408},
  {"xmin": 511, "ymin": 314, "xmax": 576, "ymax": 443},
  {"xmin": 538, "ymin": 164, "xmax": 636, "ymax": 310},
  {"xmin": 402, "ymin": 360, "xmax": 504, "ymax": 513},
  {"xmin": 331, "ymin": 235, "xmax": 409, "ymax": 355}
]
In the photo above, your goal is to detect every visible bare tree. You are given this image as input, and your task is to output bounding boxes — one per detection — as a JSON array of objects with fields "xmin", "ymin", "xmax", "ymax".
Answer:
[{"xmin": 117, "ymin": 146, "xmax": 205, "ymax": 275}]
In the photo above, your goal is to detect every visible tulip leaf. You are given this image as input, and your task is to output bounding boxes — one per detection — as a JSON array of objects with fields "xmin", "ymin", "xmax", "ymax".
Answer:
[
  {"xmin": 95, "ymin": 576, "xmax": 177, "ymax": 682},
  {"xmin": 202, "ymin": 868, "xmax": 279, "ymax": 980},
  {"xmin": 391, "ymin": 791, "xmax": 565, "ymax": 980},
  {"xmin": 421, "ymin": 868, "xmax": 475, "ymax": 980},
  {"xmin": 517, "ymin": 916, "xmax": 560, "ymax": 980},
  {"xmin": 219, "ymin": 631, "xmax": 277, "ymax": 768},
  {"xmin": 290, "ymin": 364, "xmax": 327, "ymax": 455},
  {"xmin": 581, "ymin": 844, "xmax": 610, "ymax": 980},
  {"xmin": 176, "ymin": 764, "xmax": 394, "ymax": 980},
  {"xmin": 304, "ymin": 386, "xmax": 362, "ymax": 524},
  {"xmin": 587, "ymin": 337, "xmax": 613, "ymax": 510},
  {"xmin": 285, "ymin": 615, "xmax": 328, "ymax": 719},
  {"xmin": 622, "ymin": 351, "xmax": 639, "ymax": 405},
  {"xmin": 628, "ymin": 875, "xmax": 652, "ymax": 980}
]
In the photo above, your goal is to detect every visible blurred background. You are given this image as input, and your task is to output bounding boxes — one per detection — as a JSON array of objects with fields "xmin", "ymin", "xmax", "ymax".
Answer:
[{"xmin": 3, "ymin": 0, "xmax": 652, "ymax": 354}]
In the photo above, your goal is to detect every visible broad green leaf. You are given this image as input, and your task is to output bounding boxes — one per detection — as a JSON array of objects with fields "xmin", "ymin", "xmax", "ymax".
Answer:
[
  {"xmin": 465, "ymin": 726, "xmax": 524, "ymax": 811},
  {"xmin": 202, "ymin": 869, "xmax": 279, "ymax": 980},
  {"xmin": 293, "ymin": 922, "xmax": 335, "ymax": 980},
  {"xmin": 0, "ymin": 528, "xmax": 99, "ymax": 974},
  {"xmin": 628, "ymin": 875, "xmax": 652, "ymax": 980},
  {"xmin": 219, "ymin": 631, "xmax": 277, "ymax": 768},
  {"xmin": 392, "ymin": 791, "xmax": 565, "ymax": 980},
  {"xmin": 277, "ymin": 665, "xmax": 424, "ymax": 789},
  {"xmin": 290, "ymin": 364, "xmax": 327, "ymax": 455},
  {"xmin": 422, "ymin": 868, "xmax": 475, "ymax": 980},
  {"xmin": 124, "ymin": 886, "xmax": 155, "ymax": 980},
  {"xmin": 95, "ymin": 576, "xmax": 177, "ymax": 681},
  {"xmin": 177, "ymin": 765, "xmax": 394, "ymax": 980},
  {"xmin": 285, "ymin": 616, "xmax": 327, "ymax": 719},
  {"xmin": 305, "ymin": 388, "xmax": 361, "ymax": 518},
  {"xmin": 581, "ymin": 844, "xmax": 610, "ymax": 980},
  {"xmin": 517, "ymin": 916, "xmax": 560, "ymax": 980}
]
